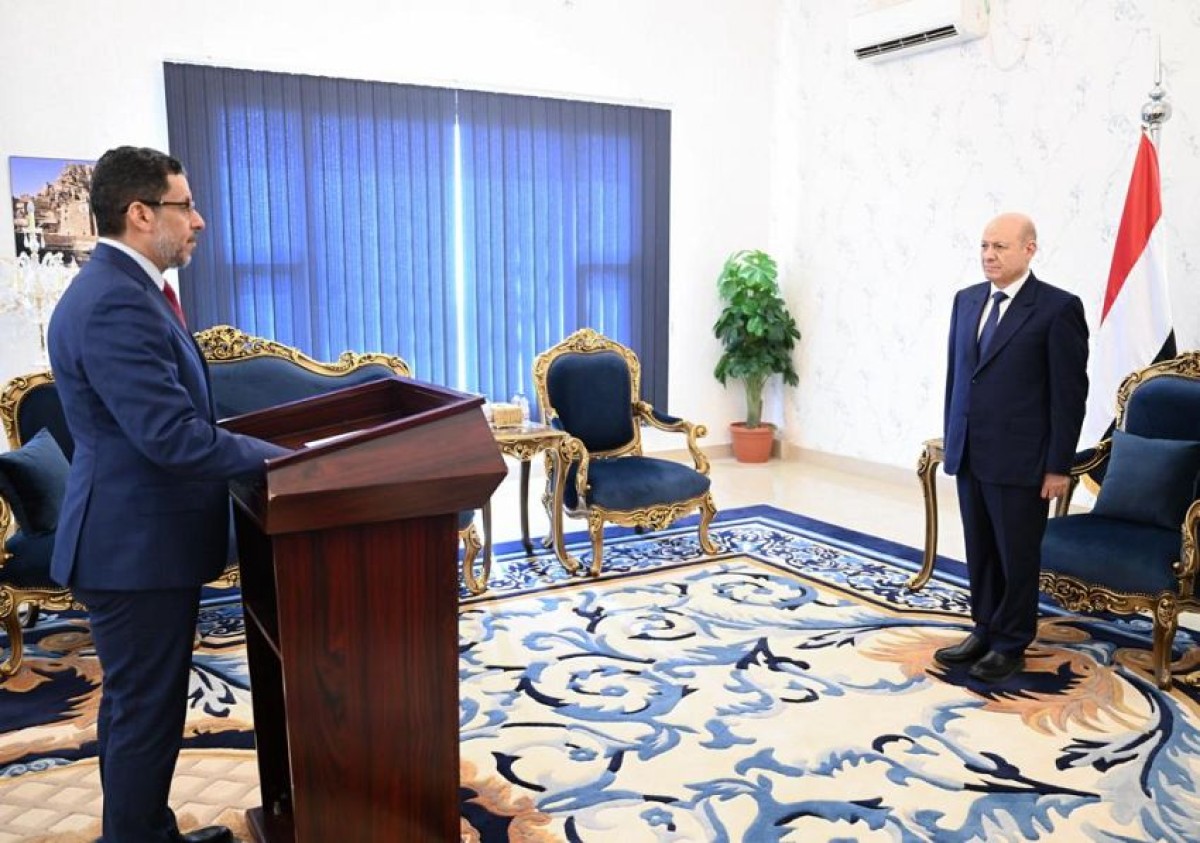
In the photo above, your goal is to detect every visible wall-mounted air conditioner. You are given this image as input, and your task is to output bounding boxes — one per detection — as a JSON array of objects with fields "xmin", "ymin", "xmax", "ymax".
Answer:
[{"xmin": 849, "ymin": 0, "xmax": 989, "ymax": 63}]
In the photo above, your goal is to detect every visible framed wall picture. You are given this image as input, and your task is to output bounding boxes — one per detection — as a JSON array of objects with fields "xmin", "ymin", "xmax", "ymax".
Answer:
[{"xmin": 10, "ymin": 156, "xmax": 97, "ymax": 263}]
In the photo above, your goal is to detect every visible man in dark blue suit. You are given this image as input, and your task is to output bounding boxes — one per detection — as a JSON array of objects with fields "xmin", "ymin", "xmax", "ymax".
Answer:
[
  {"xmin": 937, "ymin": 212, "xmax": 1089, "ymax": 683},
  {"xmin": 47, "ymin": 147, "xmax": 290, "ymax": 843}
]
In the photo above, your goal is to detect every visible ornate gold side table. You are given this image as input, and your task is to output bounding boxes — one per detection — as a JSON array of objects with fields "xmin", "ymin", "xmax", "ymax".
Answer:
[
  {"xmin": 912, "ymin": 437, "xmax": 946, "ymax": 590},
  {"xmin": 462, "ymin": 422, "xmax": 582, "ymax": 594}
]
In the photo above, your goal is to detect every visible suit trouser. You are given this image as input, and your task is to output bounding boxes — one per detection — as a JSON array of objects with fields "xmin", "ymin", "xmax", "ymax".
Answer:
[
  {"xmin": 955, "ymin": 465, "xmax": 1048, "ymax": 656},
  {"xmin": 74, "ymin": 585, "xmax": 201, "ymax": 843}
]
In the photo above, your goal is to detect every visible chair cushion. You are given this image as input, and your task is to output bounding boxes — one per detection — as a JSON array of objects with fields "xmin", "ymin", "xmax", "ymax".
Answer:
[
  {"xmin": 1124, "ymin": 375, "xmax": 1200, "ymax": 442},
  {"xmin": 1042, "ymin": 513, "xmax": 1181, "ymax": 595},
  {"xmin": 14, "ymin": 383, "xmax": 74, "ymax": 461},
  {"xmin": 209, "ymin": 358, "xmax": 398, "ymax": 419},
  {"xmin": 546, "ymin": 352, "xmax": 636, "ymax": 452},
  {"xmin": 1, "ymin": 530, "xmax": 57, "ymax": 589},
  {"xmin": 1091, "ymin": 430, "xmax": 1200, "ymax": 530},
  {"xmin": 0, "ymin": 428, "xmax": 69, "ymax": 535},
  {"xmin": 565, "ymin": 456, "xmax": 711, "ymax": 511}
]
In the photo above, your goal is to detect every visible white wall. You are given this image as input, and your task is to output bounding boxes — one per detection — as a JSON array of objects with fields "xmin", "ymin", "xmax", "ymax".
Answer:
[
  {"xmin": 771, "ymin": 0, "xmax": 1200, "ymax": 470},
  {"xmin": 0, "ymin": 0, "xmax": 780, "ymax": 442}
]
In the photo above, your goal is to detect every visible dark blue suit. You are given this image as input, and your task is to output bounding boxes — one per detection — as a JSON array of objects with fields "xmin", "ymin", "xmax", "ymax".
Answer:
[
  {"xmin": 47, "ymin": 243, "xmax": 288, "ymax": 842},
  {"xmin": 943, "ymin": 272, "xmax": 1088, "ymax": 655}
]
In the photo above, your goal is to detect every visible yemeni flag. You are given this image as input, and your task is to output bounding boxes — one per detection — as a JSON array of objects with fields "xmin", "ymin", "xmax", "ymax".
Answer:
[{"xmin": 1079, "ymin": 131, "xmax": 1176, "ymax": 446}]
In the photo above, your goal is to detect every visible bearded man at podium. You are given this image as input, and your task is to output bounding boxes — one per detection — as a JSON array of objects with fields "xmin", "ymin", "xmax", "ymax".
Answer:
[{"xmin": 47, "ymin": 146, "xmax": 290, "ymax": 843}]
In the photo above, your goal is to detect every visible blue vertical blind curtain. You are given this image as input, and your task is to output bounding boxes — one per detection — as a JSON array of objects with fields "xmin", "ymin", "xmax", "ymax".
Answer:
[
  {"xmin": 164, "ymin": 64, "xmax": 459, "ymax": 382},
  {"xmin": 457, "ymin": 91, "xmax": 670, "ymax": 406},
  {"xmin": 164, "ymin": 63, "xmax": 670, "ymax": 406}
]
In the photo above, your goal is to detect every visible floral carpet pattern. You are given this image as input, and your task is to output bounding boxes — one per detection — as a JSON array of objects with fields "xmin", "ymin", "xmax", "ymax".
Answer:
[{"xmin": 4, "ymin": 506, "xmax": 1200, "ymax": 842}]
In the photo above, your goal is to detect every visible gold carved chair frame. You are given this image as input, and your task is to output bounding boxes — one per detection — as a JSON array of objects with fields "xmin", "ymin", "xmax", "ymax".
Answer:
[{"xmin": 533, "ymin": 328, "xmax": 717, "ymax": 575}]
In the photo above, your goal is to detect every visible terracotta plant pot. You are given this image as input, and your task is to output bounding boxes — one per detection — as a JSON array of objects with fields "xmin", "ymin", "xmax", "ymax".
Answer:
[{"xmin": 730, "ymin": 422, "xmax": 775, "ymax": 463}]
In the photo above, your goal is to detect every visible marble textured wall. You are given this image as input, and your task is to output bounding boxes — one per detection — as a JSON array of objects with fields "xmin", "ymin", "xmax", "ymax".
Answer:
[{"xmin": 770, "ymin": 0, "xmax": 1200, "ymax": 469}]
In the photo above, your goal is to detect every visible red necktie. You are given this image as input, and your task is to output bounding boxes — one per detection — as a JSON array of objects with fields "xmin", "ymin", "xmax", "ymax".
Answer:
[{"xmin": 162, "ymin": 283, "xmax": 187, "ymax": 327}]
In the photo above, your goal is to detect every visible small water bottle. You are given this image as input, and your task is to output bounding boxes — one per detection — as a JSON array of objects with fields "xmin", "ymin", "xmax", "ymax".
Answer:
[{"xmin": 512, "ymin": 393, "xmax": 530, "ymax": 422}]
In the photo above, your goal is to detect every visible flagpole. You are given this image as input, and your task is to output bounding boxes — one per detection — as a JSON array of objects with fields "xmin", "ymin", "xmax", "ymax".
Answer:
[{"xmin": 1142, "ymin": 37, "xmax": 1172, "ymax": 147}]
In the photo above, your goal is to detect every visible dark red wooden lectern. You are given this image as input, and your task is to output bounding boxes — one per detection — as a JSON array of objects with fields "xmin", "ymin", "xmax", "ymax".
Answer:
[{"xmin": 221, "ymin": 377, "xmax": 506, "ymax": 843}]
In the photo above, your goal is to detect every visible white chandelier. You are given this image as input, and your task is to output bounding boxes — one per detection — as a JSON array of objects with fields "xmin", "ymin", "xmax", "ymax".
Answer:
[{"xmin": 0, "ymin": 225, "xmax": 77, "ymax": 366}]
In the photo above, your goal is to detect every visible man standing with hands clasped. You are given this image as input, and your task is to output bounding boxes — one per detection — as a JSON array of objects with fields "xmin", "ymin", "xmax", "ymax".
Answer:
[
  {"xmin": 937, "ymin": 212, "xmax": 1089, "ymax": 683},
  {"xmin": 47, "ymin": 146, "xmax": 291, "ymax": 843}
]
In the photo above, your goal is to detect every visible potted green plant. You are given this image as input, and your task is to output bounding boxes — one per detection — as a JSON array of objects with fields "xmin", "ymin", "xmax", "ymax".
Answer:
[{"xmin": 712, "ymin": 249, "xmax": 801, "ymax": 462}]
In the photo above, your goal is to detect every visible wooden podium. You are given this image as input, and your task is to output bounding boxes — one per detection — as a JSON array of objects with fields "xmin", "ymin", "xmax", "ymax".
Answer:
[{"xmin": 221, "ymin": 377, "xmax": 506, "ymax": 843}]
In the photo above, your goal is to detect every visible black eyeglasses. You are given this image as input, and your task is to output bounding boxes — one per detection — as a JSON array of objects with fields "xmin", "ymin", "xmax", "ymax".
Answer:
[
  {"xmin": 142, "ymin": 199, "xmax": 198, "ymax": 213},
  {"xmin": 123, "ymin": 198, "xmax": 199, "ymax": 213}
]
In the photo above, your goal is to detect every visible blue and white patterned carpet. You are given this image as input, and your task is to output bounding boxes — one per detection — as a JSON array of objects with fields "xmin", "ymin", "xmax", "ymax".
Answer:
[{"xmin": 3, "ymin": 505, "xmax": 1200, "ymax": 842}]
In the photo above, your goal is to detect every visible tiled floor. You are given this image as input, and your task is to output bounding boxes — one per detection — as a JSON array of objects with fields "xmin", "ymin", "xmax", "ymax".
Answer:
[{"xmin": 0, "ymin": 752, "xmax": 257, "ymax": 843}]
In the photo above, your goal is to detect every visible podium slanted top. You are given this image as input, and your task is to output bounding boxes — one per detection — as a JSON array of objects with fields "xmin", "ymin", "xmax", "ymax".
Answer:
[{"xmin": 221, "ymin": 376, "xmax": 506, "ymax": 535}]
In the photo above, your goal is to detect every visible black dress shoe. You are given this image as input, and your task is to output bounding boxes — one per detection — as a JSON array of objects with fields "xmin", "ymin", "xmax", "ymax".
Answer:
[
  {"xmin": 968, "ymin": 650, "xmax": 1025, "ymax": 683},
  {"xmin": 933, "ymin": 633, "xmax": 988, "ymax": 667},
  {"xmin": 181, "ymin": 826, "xmax": 235, "ymax": 843}
]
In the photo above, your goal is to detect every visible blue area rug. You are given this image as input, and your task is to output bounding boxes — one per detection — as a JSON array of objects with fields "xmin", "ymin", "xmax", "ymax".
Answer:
[{"xmin": 3, "ymin": 505, "xmax": 1200, "ymax": 842}]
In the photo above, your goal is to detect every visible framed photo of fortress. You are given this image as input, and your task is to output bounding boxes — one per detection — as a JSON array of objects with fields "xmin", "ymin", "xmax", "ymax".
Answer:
[{"xmin": 10, "ymin": 156, "xmax": 97, "ymax": 263}]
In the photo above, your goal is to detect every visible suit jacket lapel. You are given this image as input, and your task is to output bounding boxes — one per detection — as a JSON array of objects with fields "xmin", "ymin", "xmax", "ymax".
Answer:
[
  {"xmin": 975, "ymin": 274, "xmax": 1040, "ymax": 371},
  {"xmin": 92, "ymin": 244, "xmax": 210, "ymax": 407},
  {"xmin": 92, "ymin": 244, "xmax": 189, "ymax": 341}
]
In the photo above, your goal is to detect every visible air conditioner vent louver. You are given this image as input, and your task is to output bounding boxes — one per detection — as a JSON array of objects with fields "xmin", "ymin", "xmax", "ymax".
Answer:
[
  {"xmin": 853, "ymin": 25, "xmax": 959, "ymax": 60},
  {"xmin": 849, "ymin": 0, "xmax": 988, "ymax": 63}
]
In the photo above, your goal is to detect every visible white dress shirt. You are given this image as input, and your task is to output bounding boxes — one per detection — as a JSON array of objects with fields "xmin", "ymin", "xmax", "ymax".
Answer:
[
  {"xmin": 98, "ymin": 237, "xmax": 171, "ymax": 295},
  {"xmin": 977, "ymin": 270, "xmax": 1030, "ymax": 339}
]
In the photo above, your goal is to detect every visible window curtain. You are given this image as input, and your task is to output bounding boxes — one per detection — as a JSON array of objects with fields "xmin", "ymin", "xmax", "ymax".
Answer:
[
  {"xmin": 457, "ymin": 91, "xmax": 670, "ymax": 407},
  {"xmin": 164, "ymin": 64, "xmax": 670, "ymax": 407},
  {"xmin": 164, "ymin": 63, "xmax": 459, "ymax": 383}
]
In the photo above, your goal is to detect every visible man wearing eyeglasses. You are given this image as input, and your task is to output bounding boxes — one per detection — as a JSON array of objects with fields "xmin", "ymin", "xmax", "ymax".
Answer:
[{"xmin": 47, "ymin": 146, "xmax": 290, "ymax": 843}]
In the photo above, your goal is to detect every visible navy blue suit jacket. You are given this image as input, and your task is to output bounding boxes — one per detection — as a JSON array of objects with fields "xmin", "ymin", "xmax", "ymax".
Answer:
[
  {"xmin": 943, "ymin": 273, "xmax": 1089, "ymax": 486},
  {"xmin": 47, "ymin": 243, "xmax": 288, "ymax": 590}
]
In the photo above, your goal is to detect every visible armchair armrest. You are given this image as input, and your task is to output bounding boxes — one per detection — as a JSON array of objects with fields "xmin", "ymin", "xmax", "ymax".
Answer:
[
  {"xmin": 1068, "ymin": 438, "xmax": 1112, "ymax": 477},
  {"xmin": 639, "ymin": 403, "xmax": 682, "ymax": 427},
  {"xmin": 1052, "ymin": 438, "xmax": 1112, "ymax": 517},
  {"xmin": 0, "ymin": 495, "xmax": 12, "ymax": 564},
  {"xmin": 634, "ymin": 401, "xmax": 710, "ymax": 475},
  {"xmin": 557, "ymin": 434, "xmax": 592, "ymax": 505},
  {"xmin": 1175, "ymin": 498, "xmax": 1200, "ymax": 586}
]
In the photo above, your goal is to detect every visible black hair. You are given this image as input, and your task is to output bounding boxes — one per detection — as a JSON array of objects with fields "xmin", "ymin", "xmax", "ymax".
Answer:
[{"xmin": 89, "ymin": 146, "xmax": 185, "ymax": 237}]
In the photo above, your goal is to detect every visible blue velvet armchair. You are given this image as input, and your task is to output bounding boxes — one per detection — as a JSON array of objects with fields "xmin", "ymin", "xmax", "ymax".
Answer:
[
  {"xmin": 1040, "ymin": 352, "xmax": 1200, "ymax": 689},
  {"xmin": 533, "ymin": 328, "xmax": 717, "ymax": 575},
  {"xmin": 0, "ymin": 371, "xmax": 77, "ymax": 677}
]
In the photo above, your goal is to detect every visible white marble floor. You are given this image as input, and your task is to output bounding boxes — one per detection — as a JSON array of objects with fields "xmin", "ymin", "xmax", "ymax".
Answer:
[{"xmin": 481, "ymin": 450, "xmax": 967, "ymax": 564}]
